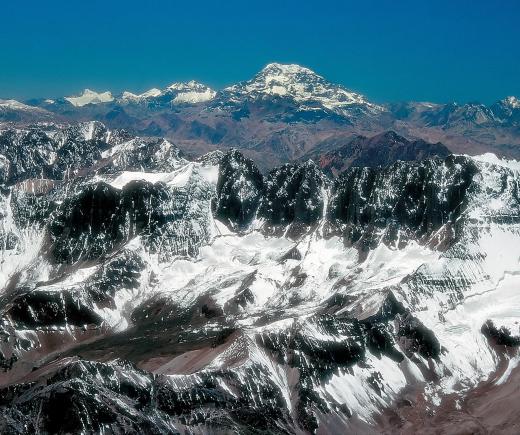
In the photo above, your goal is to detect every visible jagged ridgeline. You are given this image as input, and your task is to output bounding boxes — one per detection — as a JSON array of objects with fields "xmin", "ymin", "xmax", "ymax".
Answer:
[
  {"xmin": 6, "ymin": 63, "xmax": 520, "ymax": 172},
  {"xmin": 0, "ymin": 121, "xmax": 520, "ymax": 434}
]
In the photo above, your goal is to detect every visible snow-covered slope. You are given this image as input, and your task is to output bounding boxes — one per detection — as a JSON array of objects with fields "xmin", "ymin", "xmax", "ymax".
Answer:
[
  {"xmin": 0, "ymin": 123, "xmax": 519, "ymax": 433},
  {"xmin": 120, "ymin": 88, "xmax": 163, "ymax": 102},
  {"xmin": 223, "ymin": 62, "xmax": 383, "ymax": 116},
  {"xmin": 0, "ymin": 99, "xmax": 52, "ymax": 123},
  {"xmin": 65, "ymin": 89, "xmax": 115, "ymax": 107},
  {"xmin": 0, "ymin": 99, "xmax": 43, "ymax": 112},
  {"xmin": 117, "ymin": 81, "xmax": 216, "ymax": 106},
  {"xmin": 166, "ymin": 80, "xmax": 216, "ymax": 104}
]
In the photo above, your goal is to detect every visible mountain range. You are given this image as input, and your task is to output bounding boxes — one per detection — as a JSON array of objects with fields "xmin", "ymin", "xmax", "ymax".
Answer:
[
  {"xmin": 1, "ymin": 63, "xmax": 520, "ymax": 434},
  {"xmin": 2, "ymin": 63, "xmax": 519, "ymax": 169},
  {"xmin": 0, "ymin": 120, "xmax": 519, "ymax": 433}
]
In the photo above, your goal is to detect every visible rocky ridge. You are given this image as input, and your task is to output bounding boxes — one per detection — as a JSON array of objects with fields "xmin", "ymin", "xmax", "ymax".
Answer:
[{"xmin": 0, "ymin": 123, "xmax": 519, "ymax": 433}]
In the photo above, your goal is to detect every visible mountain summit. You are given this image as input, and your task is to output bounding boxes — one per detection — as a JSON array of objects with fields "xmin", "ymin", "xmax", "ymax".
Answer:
[
  {"xmin": 65, "ymin": 89, "xmax": 115, "ymax": 107},
  {"xmin": 120, "ymin": 81, "xmax": 216, "ymax": 105},
  {"xmin": 223, "ymin": 62, "xmax": 382, "ymax": 115}
]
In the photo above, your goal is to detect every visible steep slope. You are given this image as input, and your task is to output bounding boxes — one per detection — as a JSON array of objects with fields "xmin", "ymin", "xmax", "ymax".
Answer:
[
  {"xmin": 0, "ymin": 121, "xmax": 132, "ymax": 184},
  {"xmin": 0, "ymin": 125, "xmax": 519, "ymax": 433}
]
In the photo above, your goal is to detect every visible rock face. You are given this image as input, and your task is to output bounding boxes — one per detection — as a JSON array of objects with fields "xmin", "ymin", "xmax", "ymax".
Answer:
[
  {"xmin": 327, "ymin": 155, "xmax": 477, "ymax": 250},
  {"xmin": 258, "ymin": 160, "xmax": 326, "ymax": 235},
  {"xmin": 310, "ymin": 130, "xmax": 452, "ymax": 176},
  {"xmin": 1, "ymin": 123, "xmax": 520, "ymax": 434},
  {"xmin": 0, "ymin": 121, "xmax": 129, "ymax": 184},
  {"xmin": 215, "ymin": 149, "xmax": 264, "ymax": 229}
]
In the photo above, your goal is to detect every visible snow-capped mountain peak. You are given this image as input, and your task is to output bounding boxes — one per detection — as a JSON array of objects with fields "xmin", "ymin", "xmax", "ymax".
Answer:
[
  {"xmin": 107, "ymin": 82, "xmax": 216, "ymax": 105},
  {"xmin": 166, "ymin": 79, "xmax": 205, "ymax": 91},
  {"xmin": 165, "ymin": 80, "xmax": 216, "ymax": 104},
  {"xmin": 121, "ymin": 88, "xmax": 163, "ymax": 101},
  {"xmin": 224, "ymin": 62, "xmax": 383, "ymax": 115},
  {"xmin": 65, "ymin": 88, "xmax": 114, "ymax": 107},
  {"xmin": 0, "ymin": 99, "xmax": 43, "ymax": 111},
  {"xmin": 140, "ymin": 87, "xmax": 162, "ymax": 98},
  {"xmin": 121, "ymin": 91, "xmax": 139, "ymax": 100}
]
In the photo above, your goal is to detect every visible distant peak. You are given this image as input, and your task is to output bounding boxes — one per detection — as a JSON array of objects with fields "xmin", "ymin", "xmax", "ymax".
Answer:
[
  {"xmin": 121, "ymin": 88, "xmax": 162, "ymax": 101},
  {"xmin": 65, "ymin": 89, "xmax": 114, "ymax": 107},
  {"xmin": 140, "ymin": 88, "xmax": 162, "ymax": 98},
  {"xmin": 121, "ymin": 91, "xmax": 138, "ymax": 99},
  {"xmin": 166, "ymin": 81, "xmax": 216, "ymax": 104},
  {"xmin": 224, "ymin": 62, "xmax": 382, "ymax": 115},
  {"xmin": 0, "ymin": 99, "xmax": 25, "ymax": 108},
  {"xmin": 167, "ymin": 80, "xmax": 212, "ymax": 91},
  {"xmin": 0, "ymin": 99, "xmax": 44, "ymax": 112}
]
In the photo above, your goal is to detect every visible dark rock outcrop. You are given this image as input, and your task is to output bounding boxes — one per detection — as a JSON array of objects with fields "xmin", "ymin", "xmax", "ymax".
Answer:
[
  {"xmin": 258, "ymin": 161, "xmax": 325, "ymax": 234},
  {"xmin": 327, "ymin": 155, "xmax": 477, "ymax": 250},
  {"xmin": 215, "ymin": 150, "xmax": 264, "ymax": 229},
  {"xmin": 481, "ymin": 320, "xmax": 520, "ymax": 347}
]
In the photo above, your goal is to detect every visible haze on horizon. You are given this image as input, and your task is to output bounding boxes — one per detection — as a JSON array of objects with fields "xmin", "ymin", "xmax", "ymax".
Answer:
[{"xmin": 1, "ymin": 0, "xmax": 519, "ymax": 104}]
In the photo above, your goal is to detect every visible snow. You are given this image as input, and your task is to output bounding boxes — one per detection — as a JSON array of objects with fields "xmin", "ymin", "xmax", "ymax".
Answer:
[
  {"xmin": 166, "ymin": 80, "xmax": 216, "ymax": 104},
  {"xmin": 121, "ymin": 91, "xmax": 139, "ymax": 100},
  {"xmin": 322, "ymin": 353, "xmax": 411, "ymax": 423},
  {"xmin": 81, "ymin": 121, "xmax": 98, "ymax": 141},
  {"xmin": 96, "ymin": 157, "xmax": 217, "ymax": 191},
  {"xmin": 173, "ymin": 89, "xmax": 216, "ymax": 104},
  {"xmin": 38, "ymin": 265, "xmax": 99, "ymax": 292},
  {"xmin": 65, "ymin": 89, "xmax": 114, "ymax": 107},
  {"xmin": 101, "ymin": 138, "xmax": 136, "ymax": 159},
  {"xmin": 496, "ymin": 356, "xmax": 520, "ymax": 385},
  {"xmin": 121, "ymin": 88, "xmax": 162, "ymax": 101},
  {"xmin": 470, "ymin": 153, "xmax": 520, "ymax": 172},
  {"xmin": 224, "ymin": 62, "xmax": 383, "ymax": 114},
  {"xmin": 0, "ymin": 228, "xmax": 48, "ymax": 292},
  {"xmin": 106, "ymin": 163, "xmax": 195, "ymax": 189},
  {"xmin": 167, "ymin": 80, "xmax": 206, "ymax": 91},
  {"xmin": 3, "ymin": 138, "xmax": 520, "ymax": 427},
  {"xmin": 139, "ymin": 88, "xmax": 162, "ymax": 98},
  {"xmin": 0, "ymin": 193, "xmax": 50, "ymax": 290},
  {"xmin": 196, "ymin": 163, "xmax": 219, "ymax": 185},
  {"xmin": 114, "ymin": 82, "xmax": 216, "ymax": 104},
  {"xmin": 0, "ymin": 99, "xmax": 45, "ymax": 112},
  {"xmin": 396, "ymin": 158, "xmax": 520, "ymax": 400}
]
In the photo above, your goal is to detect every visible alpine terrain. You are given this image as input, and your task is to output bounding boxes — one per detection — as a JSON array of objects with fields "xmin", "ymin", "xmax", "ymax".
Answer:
[
  {"xmin": 5, "ymin": 63, "xmax": 520, "ymax": 170},
  {"xmin": 0, "ymin": 119, "xmax": 519, "ymax": 434}
]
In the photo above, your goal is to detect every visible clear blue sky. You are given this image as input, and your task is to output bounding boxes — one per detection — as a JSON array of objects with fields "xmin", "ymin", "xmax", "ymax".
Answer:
[{"xmin": 1, "ymin": 0, "xmax": 519, "ymax": 104}]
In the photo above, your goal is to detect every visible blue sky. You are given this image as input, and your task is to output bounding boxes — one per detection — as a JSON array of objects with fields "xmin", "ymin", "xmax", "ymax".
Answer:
[{"xmin": 1, "ymin": 0, "xmax": 519, "ymax": 103}]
